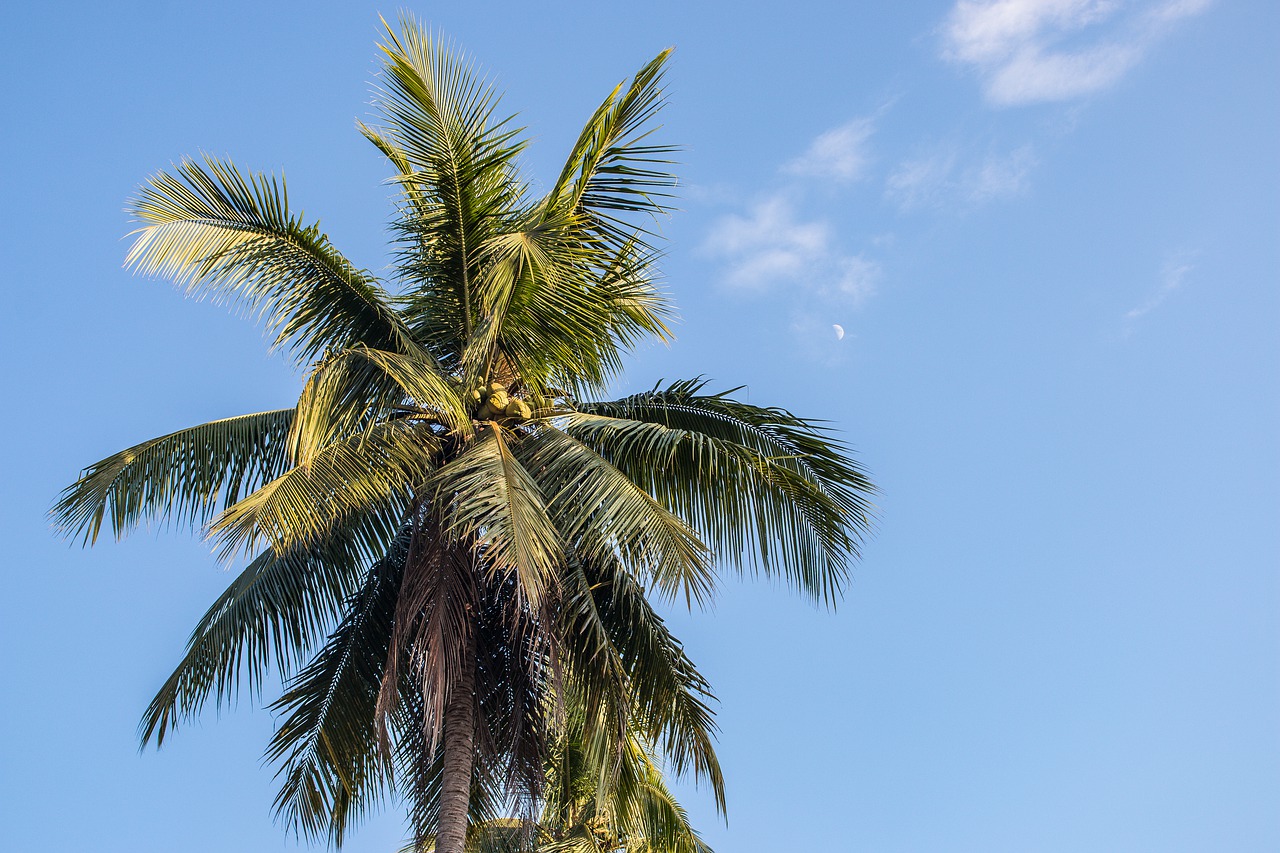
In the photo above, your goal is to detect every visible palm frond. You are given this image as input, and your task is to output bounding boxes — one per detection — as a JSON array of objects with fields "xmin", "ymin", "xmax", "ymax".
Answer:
[
  {"xmin": 558, "ymin": 554, "xmax": 723, "ymax": 813},
  {"xmin": 210, "ymin": 420, "xmax": 438, "ymax": 559},
  {"xmin": 571, "ymin": 379, "xmax": 877, "ymax": 604},
  {"xmin": 542, "ymin": 695, "xmax": 713, "ymax": 853},
  {"xmin": 545, "ymin": 49, "xmax": 678, "ymax": 250},
  {"xmin": 267, "ymin": 536, "xmax": 407, "ymax": 844},
  {"xmin": 371, "ymin": 15, "xmax": 528, "ymax": 357},
  {"xmin": 126, "ymin": 155, "xmax": 410, "ymax": 363},
  {"xmin": 461, "ymin": 218, "xmax": 673, "ymax": 395},
  {"xmin": 521, "ymin": 427, "xmax": 713, "ymax": 608},
  {"xmin": 429, "ymin": 425, "xmax": 562, "ymax": 612},
  {"xmin": 140, "ymin": 534, "xmax": 365, "ymax": 747},
  {"xmin": 289, "ymin": 344, "xmax": 471, "ymax": 467},
  {"xmin": 52, "ymin": 409, "xmax": 294, "ymax": 544}
]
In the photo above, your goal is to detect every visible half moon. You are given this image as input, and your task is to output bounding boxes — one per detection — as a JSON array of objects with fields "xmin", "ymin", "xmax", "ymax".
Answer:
[{"xmin": 833, "ymin": 324, "xmax": 845, "ymax": 340}]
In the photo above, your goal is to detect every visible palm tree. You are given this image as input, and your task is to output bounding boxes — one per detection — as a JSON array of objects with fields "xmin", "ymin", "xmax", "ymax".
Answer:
[{"xmin": 53, "ymin": 16, "xmax": 875, "ymax": 853}]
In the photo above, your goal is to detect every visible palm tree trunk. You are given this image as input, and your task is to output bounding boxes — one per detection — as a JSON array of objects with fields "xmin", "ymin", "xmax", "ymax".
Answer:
[{"xmin": 436, "ymin": 645, "xmax": 477, "ymax": 853}]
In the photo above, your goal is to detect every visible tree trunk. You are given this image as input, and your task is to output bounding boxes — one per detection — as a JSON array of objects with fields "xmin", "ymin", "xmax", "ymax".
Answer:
[{"xmin": 436, "ymin": 644, "xmax": 477, "ymax": 853}]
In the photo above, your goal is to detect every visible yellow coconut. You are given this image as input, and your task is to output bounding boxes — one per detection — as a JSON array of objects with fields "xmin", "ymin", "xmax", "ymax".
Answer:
[{"xmin": 487, "ymin": 389, "xmax": 510, "ymax": 411}]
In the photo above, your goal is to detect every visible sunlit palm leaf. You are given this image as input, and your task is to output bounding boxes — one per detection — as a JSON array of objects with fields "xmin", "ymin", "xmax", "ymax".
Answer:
[
  {"xmin": 462, "ymin": 219, "xmax": 673, "ymax": 395},
  {"xmin": 211, "ymin": 420, "xmax": 439, "ymax": 559},
  {"xmin": 290, "ymin": 344, "xmax": 470, "ymax": 466},
  {"xmin": 126, "ymin": 156, "xmax": 410, "ymax": 363},
  {"xmin": 429, "ymin": 425, "xmax": 561, "ymax": 611}
]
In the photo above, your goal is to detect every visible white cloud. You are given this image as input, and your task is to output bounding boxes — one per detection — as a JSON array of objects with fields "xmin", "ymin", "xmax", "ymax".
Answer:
[
  {"xmin": 702, "ymin": 194, "xmax": 878, "ymax": 306},
  {"xmin": 941, "ymin": 0, "xmax": 1213, "ymax": 106},
  {"xmin": 702, "ymin": 196, "xmax": 829, "ymax": 290},
  {"xmin": 1126, "ymin": 254, "xmax": 1195, "ymax": 321},
  {"xmin": 969, "ymin": 145, "xmax": 1037, "ymax": 201},
  {"xmin": 885, "ymin": 150, "xmax": 958, "ymax": 210},
  {"xmin": 784, "ymin": 117, "xmax": 877, "ymax": 182},
  {"xmin": 885, "ymin": 144, "xmax": 1036, "ymax": 210}
]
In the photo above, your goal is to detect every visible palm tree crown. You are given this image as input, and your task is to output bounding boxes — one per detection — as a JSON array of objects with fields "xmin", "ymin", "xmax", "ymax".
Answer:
[{"xmin": 54, "ymin": 16, "xmax": 875, "ymax": 853}]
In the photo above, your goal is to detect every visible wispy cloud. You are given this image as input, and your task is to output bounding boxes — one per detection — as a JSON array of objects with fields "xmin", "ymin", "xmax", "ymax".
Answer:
[
  {"xmin": 702, "ymin": 194, "xmax": 879, "ymax": 306},
  {"xmin": 784, "ymin": 117, "xmax": 877, "ymax": 183},
  {"xmin": 1126, "ymin": 253, "xmax": 1195, "ymax": 323},
  {"xmin": 941, "ymin": 0, "xmax": 1213, "ymax": 106},
  {"xmin": 699, "ymin": 116, "xmax": 886, "ymax": 357},
  {"xmin": 886, "ymin": 144, "xmax": 1036, "ymax": 210}
]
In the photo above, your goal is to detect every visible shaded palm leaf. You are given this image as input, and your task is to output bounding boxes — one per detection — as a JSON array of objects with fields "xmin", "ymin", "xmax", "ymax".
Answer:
[
  {"xmin": 267, "ymin": 535, "xmax": 408, "ymax": 844},
  {"xmin": 571, "ymin": 379, "xmax": 876, "ymax": 603},
  {"xmin": 140, "ymin": 534, "xmax": 365, "ymax": 747},
  {"xmin": 53, "ymin": 409, "xmax": 294, "ymax": 544},
  {"xmin": 557, "ymin": 554, "xmax": 723, "ymax": 813}
]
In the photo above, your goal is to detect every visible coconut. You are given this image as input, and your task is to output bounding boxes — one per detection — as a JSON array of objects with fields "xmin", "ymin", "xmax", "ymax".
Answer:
[
  {"xmin": 505, "ymin": 399, "xmax": 532, "ymax": 420},
  {"xmin": 486, "ymin": 388, "xmax": 509, "ymax": 411},
  {"xmin": 468, "ymin": 388, "xmax": 483, "ymax": 403}
]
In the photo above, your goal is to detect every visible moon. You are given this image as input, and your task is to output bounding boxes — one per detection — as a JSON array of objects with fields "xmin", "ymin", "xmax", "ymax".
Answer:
[{"xmin": 833, "ymin": 324, "xmax": 845, "ymax": 340}]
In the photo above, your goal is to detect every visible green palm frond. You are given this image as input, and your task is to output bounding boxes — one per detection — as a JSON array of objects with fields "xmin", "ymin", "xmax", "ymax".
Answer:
[
  {"xmin": 210, "ymin": 420, "xmax": 438, "ymax": 559},
  {"xmin": 545, "ymin": 49, "xmax": 678, "ymax": 248},
  {"xmin": 126, "ymin": 156, "xmax": 410, "ymax": 363},
  {"xmin": 461, "ymin": 217, "xmax": 673, "ymax": 396},
  {"xmin": 559, "ymin": 554, "xmax": 724, "ymax": 814},
  {"xmin": 522, "ymin": 427, "xmax": 713, "ymax": 607},
  {"xmin": 541, "ymin": 695, "xmax": 713, "ymax": 853},
  {"xmin": 289, "ymin": 344, "xmax": 470, "ymax": 467},
  {"xmin": 625, "ymin": 773, "xmax": 712, "ymax": 853},
  {"xmin": 267, "ymin": 537, "xmax": 407, "ymax": 845},
  {"xmin": 371, "ymin": 15, "xmax": 527, "ymax": 353},
  {"xmin": 140, "ymin": 534, "xmax": 365, "ymax": 747},
  {"xmin": 53, "ymin": 409, "xmax": 294, "ymax": 544},
  {"xmin": 572, "ymin": 379, "xmax": 877, "ymax": 604},
  {"xmin": 469, "ymin": 48, "xmax": 680, "ymax": 393},
  {"xmin": 429, "ymin": 425, "xmax": 562, "ymax": 611}
]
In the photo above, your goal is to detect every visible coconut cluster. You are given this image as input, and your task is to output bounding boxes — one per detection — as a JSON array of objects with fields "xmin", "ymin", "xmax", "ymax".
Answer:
[{"xmin": 471, "ymin": 381, "xmax": 532, "ymax": 422}]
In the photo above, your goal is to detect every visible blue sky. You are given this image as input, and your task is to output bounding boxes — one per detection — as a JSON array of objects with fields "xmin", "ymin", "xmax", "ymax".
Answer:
[{"xmin": 2, "ymin": 1, "xmax": 1276, "ymax": 850}]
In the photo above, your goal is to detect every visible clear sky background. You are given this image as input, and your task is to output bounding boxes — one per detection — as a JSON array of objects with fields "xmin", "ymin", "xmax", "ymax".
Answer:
[{"xmin": 2, "ymin": 1, "xmax": 1276, "ymax": 850}]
